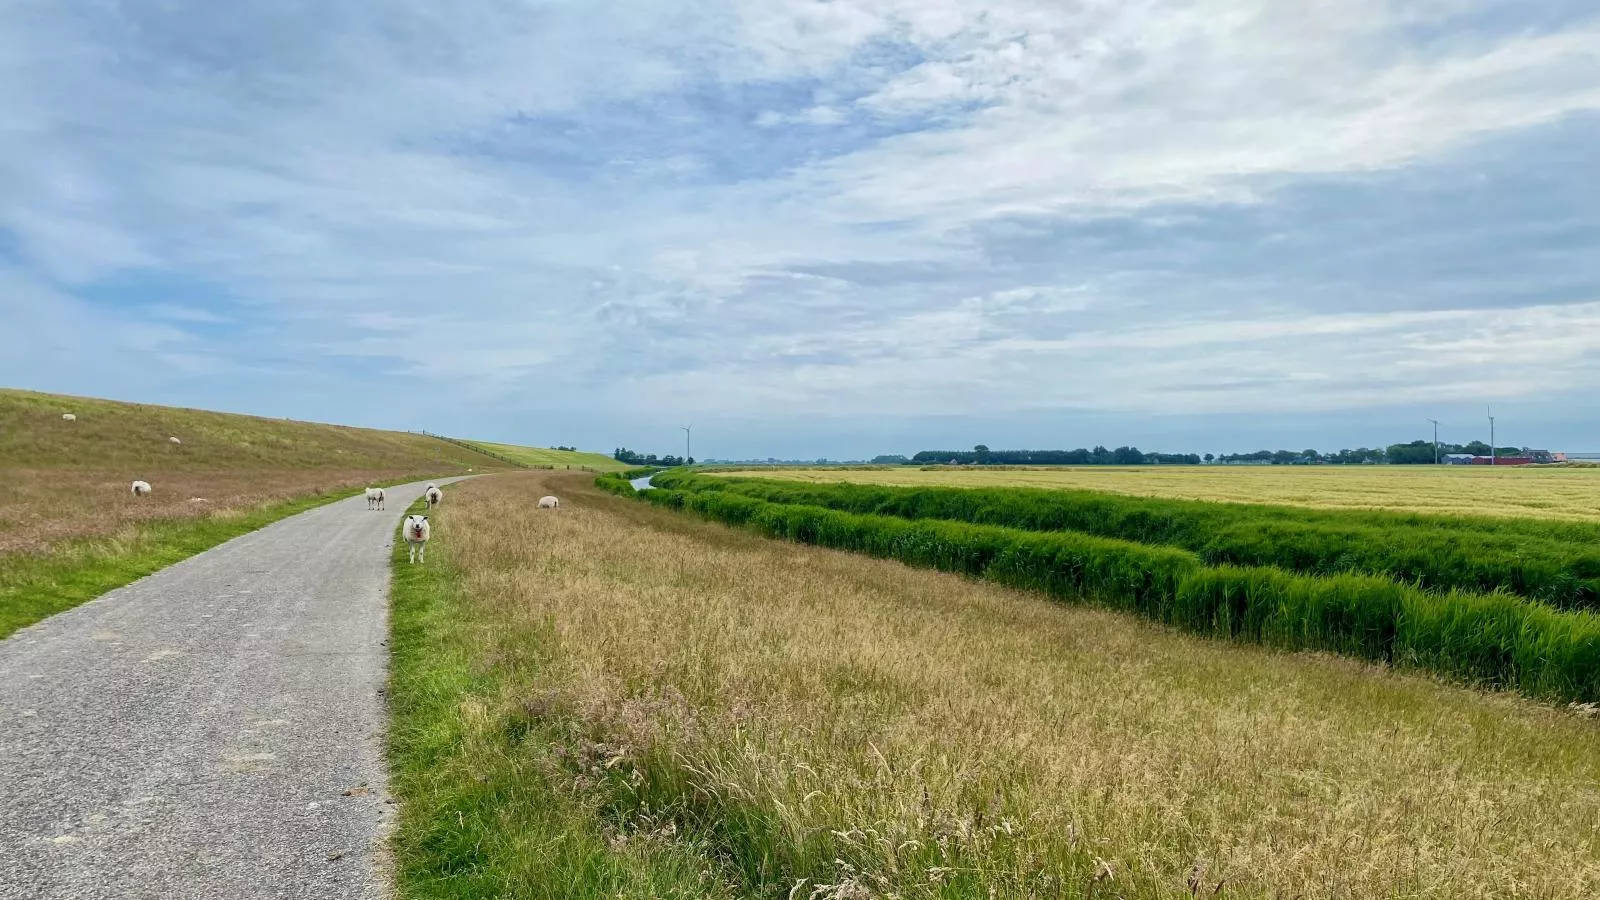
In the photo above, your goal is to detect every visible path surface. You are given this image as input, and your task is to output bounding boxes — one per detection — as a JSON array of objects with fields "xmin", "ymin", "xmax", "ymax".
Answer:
[{"xmin": 0, "ymin": 478, "xmax": 461, "ymax": 900}]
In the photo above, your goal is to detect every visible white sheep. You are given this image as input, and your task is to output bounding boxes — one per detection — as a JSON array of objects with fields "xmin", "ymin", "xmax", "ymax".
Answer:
[
  {"xmin": 424, "ymin": 486, "xmax": 442, "ymax": 508},
  {"xmin": 62, "ymin": 413, "xmax": 76, "ymax": 422},
  {"xmin": 169, "ymin": 436, "xmax": 182, "ymax": 445},
  {"xmin": 131, "ymin": 480, "xmax": 152, "ymax": 497},
  {"xmin": 403, "ymin": 514, "xmax": 431, "ymax": 563},
  {"xmin": 365, "ymin": 487, "xmax": 386, "ymax": 510},
  {"xmin": 538, "ymin": 495, "xmax": 560, "ymax": 509}
]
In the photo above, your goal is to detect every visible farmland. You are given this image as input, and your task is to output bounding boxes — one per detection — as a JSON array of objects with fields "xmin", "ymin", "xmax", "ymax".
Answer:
[
  {"xmin": 389, "ymin": 471, "xmax": 1600, "ymax": 899},
  {"xmin": 724, "ymin": 464, "xmax": 1600, "ymax": 521},
  {"xmin": 620, "ymin": 470, "xmax": 1600, "ymax": 703}
]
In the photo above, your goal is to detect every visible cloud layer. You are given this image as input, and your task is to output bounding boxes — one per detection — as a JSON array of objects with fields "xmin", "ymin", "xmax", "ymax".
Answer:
[{"xmin": 4, "ymin": 0, "xmax": 1599, "ymax": 455}]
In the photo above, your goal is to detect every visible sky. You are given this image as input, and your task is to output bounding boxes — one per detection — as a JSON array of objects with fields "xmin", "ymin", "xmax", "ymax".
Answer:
[{"xmin": 4, "ymin": 0, "xmax": 1599, "ymax": 460}]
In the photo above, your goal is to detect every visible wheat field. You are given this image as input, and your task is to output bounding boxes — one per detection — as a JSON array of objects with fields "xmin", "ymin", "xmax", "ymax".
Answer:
[
  {"xmin": 722, "ymin": 465, "xmax": 1600, "ymax": 520},
  {"xmin": 391, "ymin": 472, "xmax": 1600, "ymax": 899}
]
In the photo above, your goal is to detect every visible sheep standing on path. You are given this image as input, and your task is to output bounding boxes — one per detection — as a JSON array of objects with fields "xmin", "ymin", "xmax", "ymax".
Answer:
[
  {"xmin": 365, "ymin": 487, "xmax": 385, "ymax": 510},
  {"xmin": 131, "ymin": 481, "xmax": 152, "ymax": 497},
  {"xmin": 538, "ymin": 495, "xmax": 559, "ymax": 509},
  {"xmin": 403, "ymin": 515, "xmax": 431, "ymax": 563},
  {"xmin": 424, "ymin": 486, "xmax": 442, "ymax": 509}
]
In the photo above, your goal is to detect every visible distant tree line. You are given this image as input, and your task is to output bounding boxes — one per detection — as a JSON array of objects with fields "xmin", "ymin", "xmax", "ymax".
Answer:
[
  {"xmin": 1218, "ymin": 440, "xmax": 1522, "ymax": 465},
  {"xmin": 613, "ymin": 447, "xmax": 693, "ymax": 466},
  {"xmin": 615, "ymin": 439, "xmax": 1526, "ymax": 471},
  {"xmin": 911, "ymin": 446, "xmax": 1202, "ymax": 466},
  {"xmin": 901, "ymin": 440, "xmax": 1528, "ymax": 467}
]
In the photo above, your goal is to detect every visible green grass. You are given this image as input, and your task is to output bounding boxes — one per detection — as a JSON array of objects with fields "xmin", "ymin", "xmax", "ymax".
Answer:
[
  {"xmin": 656, "ymin": 470, "xmax": 1600, "ymax": 610},
  {"xmin": 385, "ymin": 497, "xmax": 736, "ymax": 899},
  {"xmin": 0, "ymin": 487, "xmax": 364, "ymax": 639},
  {"xmin": 461, "ymin": 440, "xmax": 630, "ymax": 472},
  {"xmin": 631, "ymin": 480, "xmax": 1600, "ymax": 703}
]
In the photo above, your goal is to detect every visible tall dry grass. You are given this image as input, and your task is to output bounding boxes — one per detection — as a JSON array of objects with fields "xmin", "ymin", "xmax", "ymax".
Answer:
[{"xmin": 418, "ymin": 472, "xmax": 1600, "ymax": 898}]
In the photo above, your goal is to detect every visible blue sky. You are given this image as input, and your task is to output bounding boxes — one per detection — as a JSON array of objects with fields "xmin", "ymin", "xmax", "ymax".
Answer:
[{"xmin": 4, "ymin": 0, "xmax": 1600, "ymax": 459}]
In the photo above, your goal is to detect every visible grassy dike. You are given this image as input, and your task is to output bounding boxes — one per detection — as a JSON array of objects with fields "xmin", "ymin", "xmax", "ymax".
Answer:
[
  {"xmin": 383, "ymin": 494, "xmax": 734, "ymax": 899},
  {"xmin": 2, "ymin": 486, "xmax": 368, "ymax": 639}
]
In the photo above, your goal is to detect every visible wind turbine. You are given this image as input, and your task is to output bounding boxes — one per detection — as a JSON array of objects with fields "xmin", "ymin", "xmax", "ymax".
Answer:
[
  {"xmin": 1426, "ymin": 418, "xmax": 1440, "ymax": 465},
  {"xmin": 680, "ymin": 424, "xmax": 692, "ymax": 465}
]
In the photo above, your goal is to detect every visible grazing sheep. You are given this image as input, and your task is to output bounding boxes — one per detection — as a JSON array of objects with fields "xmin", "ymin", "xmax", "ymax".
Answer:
[
  {"xmin": 365, "ymin": 487, "xmax": 386, "ymax": 510},
  {"xmin": 538, "ymin": 495, "xmax": 559, "ymax": 509},
  {"xmin": 403, "ymin": 514, "xmax": 431, "ymax": 563},
  {"xmin": 424, "ymin": 486, "xmax": 442, "ymax": 508},
  {"xmin": 61, "ymin": 413, "xmax": 76, "ymax": 422},
  {"xmin": 131, "ymin": 480, "xmax": 152, "ymax": 497},
  {"xmin": 169, "ymin": 436, "xmax": 182, "ymax": 445}
]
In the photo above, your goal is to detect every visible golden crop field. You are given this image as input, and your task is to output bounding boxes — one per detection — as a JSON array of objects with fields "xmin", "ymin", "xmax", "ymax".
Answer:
[{"xmin": 721, "ymin": 464, "xmax": 1600, "ymax": 520}]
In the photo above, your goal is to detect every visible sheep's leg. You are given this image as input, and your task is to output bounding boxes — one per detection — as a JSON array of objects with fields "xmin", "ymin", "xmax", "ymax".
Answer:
[{"xmin": 419, "ymin": 545, "xmax": 426, "ymax": 563}]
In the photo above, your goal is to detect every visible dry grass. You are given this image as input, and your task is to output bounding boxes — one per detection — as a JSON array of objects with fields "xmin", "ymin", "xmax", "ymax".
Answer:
[
  {"xmin": 0, "ymin": 388, "xmax": 510, "ymax": 557},
  {"xmin": 465, "ymin": 440, "xmax": 631, "ymax": 472},
  {"xmin": 723, "ymin": 465, "xmax": 1600, "ymax": 521},
  {"xmin": 419, "ymin": 472, "xmax": 1600, "ymax": 898},
  {"xmin": 0, "ymin": 468, "xmax": 420, "ymax": 555}
]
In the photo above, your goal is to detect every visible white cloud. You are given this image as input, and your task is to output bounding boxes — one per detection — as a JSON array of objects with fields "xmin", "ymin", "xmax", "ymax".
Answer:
[
  {"xmin": 806, "ymin": 3, "xmax": 1600, "ymax": 225},
  {"xmin": 616, "ymin": 299, "xmax": 1600, "ymax": 418},
  {"xmin": 1, "ymin": 0, "xmax": 1598, "ymax": 448}
]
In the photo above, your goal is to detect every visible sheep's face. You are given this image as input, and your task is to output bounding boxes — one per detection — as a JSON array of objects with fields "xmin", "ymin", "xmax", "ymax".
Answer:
[{"xmin": 405, "ymin": 515, "xmax": 430, "ymax": 541}]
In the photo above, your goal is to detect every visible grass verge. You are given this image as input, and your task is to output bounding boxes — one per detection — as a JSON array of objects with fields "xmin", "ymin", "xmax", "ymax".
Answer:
[
  {"xmin": 384, "ymin": 495, "xmax": 736, "ymax": 899},
  {"xmin": 1, "ymin": 486, "xmax": 365, "ymax": 639}
]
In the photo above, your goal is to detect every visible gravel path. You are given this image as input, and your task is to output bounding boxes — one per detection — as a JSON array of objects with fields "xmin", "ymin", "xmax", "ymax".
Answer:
[{"xmin": 0, "ymin": 478, "xmax": 462, "ymax": 900}]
